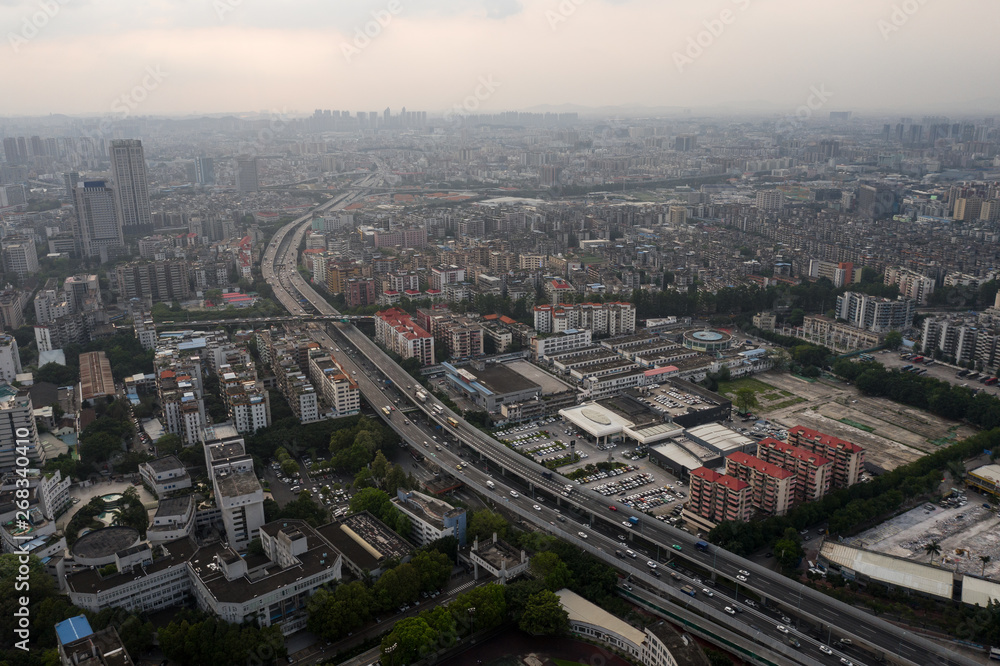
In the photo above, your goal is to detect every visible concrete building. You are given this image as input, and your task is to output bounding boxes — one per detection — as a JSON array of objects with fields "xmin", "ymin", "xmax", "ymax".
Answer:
[
  {"xmin": 146, "ymin": 495, "xmax": 196, "ymax": 546},
  {"xmin": 807, "ymin": 260, "xmax": 859, "ymax": 288},
  {"xmin": 532, "ymin": 328, "xmax": 593, "ymax": 360},
  {"xmin": 235, "ymin": 157, "xmax": 259, "ymax": 192},
  {"xmin": 725, "ymin": 452, "xmax": 795, "ymax": 517},
  {"xmin": 757, "ymin": 437, "xmax": 833, "ymax": 504},
  {"xmin": 138, "ymin": 455, "xmax": 192, "ymax": 497},
  {"xmin": 393, "ymin": 488, "xmax": 467, "ymax": 547},
  {"xmin": 799, "ymin": 315, "xmax": 882, "ymax": 353},
  {"xmin": 55, "ymin": 616, "xmax": 132, "ymax": 666},
  {"xmin": 0, "ymin": 386, "xmax": 43, "ymax": 474},
  {"xmin": 344, "ymin": 278, "xmax": 377, "ymax": 308},
  {"xmin": 466, "ymin": 532, "xmax": 529, "ymax": 583},
  {"xmin": 307, "ymin": 351, "xmax": 361, "ymax": 418},
  {"xmin": 556, "ymin": 588, "xmax": 709, "ymax": 666},
  {"xmin": 429, "ymin": 265, "xmax": 465, "ymax": 291},
  {"xmin": 752, "ymin": 312, "xmax": 776, "ymax": 331},
  {"xmin": 884, "ymin": 267, "xmax": 936, "ymax": 305},
  {"xmin": 1, "ymin": 235, "xmax": 38, "ymax": 279},
  {"xmin": 786, "ymin": 426, "xmax": 865, "ymax": 489},
  {"xmin": 204, "ymin": 425, "xmax": 265, "ymax": 551},
  {"xmin": 374, "ymin": 308, "xmax": 435, "ymax": 366},
  {"xmin": 115, "ymin": 260, "xmax": 191, "ymax": 304},
  {"xmin": 755, "ymin": 189, "xmax": 785, "ymax": 211},
  {"xmin": 73, "ymin": 181, "xmax": 124, "ymax": 259},
  {"xmin": 109, "ymin": 139, "xmax": 153, "ymax": 237},
  {"xmin": 0, "ymin": 334, "xmax": 21, "ymax": 384},
  {"xmin": 533, "ymin": 302, "xmax": 636, "ymax": 336},
  {"xmin": 834, "ymin": 292, "xmax": 914, "ymax": 334},
  {"xmin": 682, "ymin": 467, "xmax": 752, "ymax": 532},
  {"xmin": 441, "ymin": 361, "xmax": 541, "ymax": 413}
]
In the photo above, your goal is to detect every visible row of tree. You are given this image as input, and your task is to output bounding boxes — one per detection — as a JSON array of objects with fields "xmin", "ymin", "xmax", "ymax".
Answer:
[{"xmin": 157, "ymin": 610, "xmax": 287, "ymax": 666}]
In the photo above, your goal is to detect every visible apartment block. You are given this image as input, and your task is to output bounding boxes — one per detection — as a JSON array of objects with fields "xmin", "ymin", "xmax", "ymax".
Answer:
[
  {"xmin": 429, "ymin": 265, "xmax": 465, "ymax": 291},
  {"xmin": 345, "ymin": 277, "xmax": 377, "ymax": 308},
  {"xmin": 115, "ymin": 259, "xmax": 191, "ymax": 304},
  {"xmin": 532, "ymin": 328, "xmax": 593, "ymax": 359},
  {"xmin": 308, "ymin": 351, "xmax": 361, "ymax": 418},
  {"xmin": 204, "ymin": 425, "xmax": 265, "ymax": 551},
  {"xmin": 725, "ymin": 452, "xmax": 795, "ymax": 517},
  {"xmin": 807, "ymin": 259, "xmax": 859, "ymax": 288},
  {"xmin": 834, "ymin": 291, "xmax": 914, "ymax": 334},
  {"xmin": 1, "ymin": 235, "xmax": 38, "ymax": 279},
  {"xmin": 786, "ymin": 426, "xmax": 865, "ymax": 489},
  {"xmin": 922, "ymin": 316, "xmax": 979, "ymax": 364},
  {"xmin": 534, "ymin": 302, "xmax": 636, "ymax": 336},
  {"xmin": 757, "ymin": 437, "xmax": 833, "ymax": 504},
  {"xmin": 415, "ymin": 308, "xmax": 485, "ymax": 361},
  {"xmin": 884, "ymin": 267, "xmax": 936, "ymax": 305},
  {"xmin": 392, "ymin": 489, "xmax": 467, "ymax": 547},
  {"xmin": 799, "ymin": 315, "xmax": 882, "ymax": 353},
  {"xmin": 0, "ymin": 387, "xmax": 43, "ymax": 473},
  {"xmin": 682, "ymin": 467, "xmax": 751, "ymax": 531},
  {"xmin": 375, "ymin": 308, "xmax": 435, "ymax": 366}
]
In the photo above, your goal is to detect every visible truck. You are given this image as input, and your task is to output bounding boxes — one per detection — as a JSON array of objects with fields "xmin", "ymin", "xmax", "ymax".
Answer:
[
  {"xmin": 695, "ymin": 540, "xmax": 710, "ymax": 552},
  {"xmin": 542, "ymin": 470, "xmax": 553, "ymax": 479},
  {"xmin": 486, "ymin": 480, "xmax": 495, "ymax": 489},
  {"xmin": 415, "ymin": 390, "xmax": 428, "ymax": 402},
  {"xmin": 680, "ymin": 585, "xmax": 697, "ymax": 597},
  {"xmin": 628, "ymin": 516, "xmax": 639, "ymax": 525}
]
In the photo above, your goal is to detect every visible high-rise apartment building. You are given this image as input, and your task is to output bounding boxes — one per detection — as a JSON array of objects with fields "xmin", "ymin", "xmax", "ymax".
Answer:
[
  {"xmin": 834, "ymin": 291, "xmax": 914, "ymax": 334},
  {"xmin": 1, "ymin": 235, "xmax": 38, "ymax": 279},
  {"xmin": 235, "ymin": 157, "xmax": 259, "ymax": 192},
  {"xmin": 533, "ymin": 302, "xmax": 636, "ymax": 336},
  {"xmin": 807, "ymin": 260, "xmax": 859, "ymax": 288},
  {"xmin": 0, "ymin": 334, "xmax": 22, "ymax": 384},
  {"xmin": 884, "ymin": 267, "xmax": 936, "ymax": 305},
  {"xmin": 857, "ymin": 184, "xmax": 895, "ymax": 219},
  {"xmin": 204, "ymin": 425, "xmax": 265, "ymax": 551},
  {"xmin": 725, "ymin": 452, "xmax": 795, "ymax": 516},
  {"xmin": 755, "ymin": 190, "xmax": 785, "ymax": 211},
  {"xmin": 109, "ymin": 139, "xmax": 153, "ymax": 237},
  {"xmin": 786, "ymin": 426, "xmax": 865, "ymax": 489},
  {"xmin": 195, "ymin": 156, "xmax": 215, "ymax": 185},
  {"xmin": 683, "ymin": 467, "xmax": 752, "ymax": 531},
  {"xmin": 0, "ymin": 387, "xmax": 43, "ymax": 474},
  {"xmin": 73, "ymin": 181, "xmax": 124, "ymax": 259},
  {"xmin": 345, "ymin": 278, "xmax": 377, "ymax": 308},
  {"xmin": 757, "ymin": 437, "xmax": 833, "ymax": 504},
  {"xmin": 375, "ymin": 308, "xmax": 435, "ymax": 365},
  {"xmin": 116, "ymin": 260, "xmax": 191, "ymax": 304}
]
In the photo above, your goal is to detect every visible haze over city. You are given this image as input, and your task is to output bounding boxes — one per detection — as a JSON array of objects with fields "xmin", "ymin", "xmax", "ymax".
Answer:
[{"xmin": 3, "ymin": 0, "xmax": 1000, "ymax": 117}]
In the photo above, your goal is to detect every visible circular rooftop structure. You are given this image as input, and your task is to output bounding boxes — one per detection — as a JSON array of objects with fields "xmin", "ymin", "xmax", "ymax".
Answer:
[
  {"xmin": 683, "ymin": 329, "xmax": 734, "ymax": 352},
  {"xmin": 71, "ymin": 526, "xmax": 141, "ymax": 566}
]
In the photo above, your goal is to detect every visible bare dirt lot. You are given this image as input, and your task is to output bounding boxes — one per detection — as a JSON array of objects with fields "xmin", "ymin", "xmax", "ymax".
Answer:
[
  {"xmin": 758, "ymin": 372, "xmax": 978, "ymax": 473},
  {"xmin": 844, "ymin": 500, "xmax": 1000, "ymax": 579}
]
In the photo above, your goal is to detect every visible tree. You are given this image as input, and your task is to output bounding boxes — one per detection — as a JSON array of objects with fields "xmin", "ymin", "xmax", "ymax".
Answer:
[
  {"xmin": 468, "ymin": 509, "xmax": 508, "ymax": 542},
  {"xmin": 518, "ymin": 590, "xmax": 569, "ymax": 636},
  {"xmin": 884, "ymin": 330, "xmax": 903, "ymax": 350},
  {"xmin": 734, "ymin": 387, "xmax": 760, "ymax": 415},
  {"xmin": 924, "ymin": 540, "xmax": 942, "ymax": 564},
  {"xmin": 530, "ymin": 551, "xmax": 573, "ymax": 591},
  {"xmin": 774, "ymin": 538, "xmax": 803, "ymax": 571},
  {"xmin": 156, "ymin": 433, "xmax": 183, "ymax": 456},
  {"xmin": 381, "ymin": 616, "xmax": 439, "ymax": 666}
]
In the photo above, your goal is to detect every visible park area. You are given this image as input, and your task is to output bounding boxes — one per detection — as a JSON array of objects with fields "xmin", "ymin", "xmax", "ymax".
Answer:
[{"xmin": 720, "ymin": 372, "xmax": 979, "ymax": 473}]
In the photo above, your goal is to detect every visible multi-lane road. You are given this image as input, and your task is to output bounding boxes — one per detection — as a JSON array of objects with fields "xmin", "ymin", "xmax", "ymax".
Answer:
[{"xmin": 260, "ymin": 190, "xmax": 975, "ymax": 666}]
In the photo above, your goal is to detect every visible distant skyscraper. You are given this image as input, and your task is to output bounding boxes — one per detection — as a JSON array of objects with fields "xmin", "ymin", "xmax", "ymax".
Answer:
[
  {"xmin": 195, "ymin": 157, "xmax": 215, "ymax": 185},
  {"xmin": 73, "ymin": 181, "xmax": 124, "ymax": 259},
  {"xmin": 235, "ymin": 157, "xmax": 259, "ymax": 193},
  {"xmin": 109, "ymin": 139, "xmax": 153, "ymax": 237},
  {"xmin": 63, "ymin": 171, "xmax": 80, "ymax": 197}
]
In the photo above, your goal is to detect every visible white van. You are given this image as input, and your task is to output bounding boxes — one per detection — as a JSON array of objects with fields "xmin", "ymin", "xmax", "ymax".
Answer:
[
  {"xmin": 626, "ymin": 549, "xmax": 637, "ymax": 558},
  {"xmin": 486, "ymin": 481, "xmax": 495, "ymax": 489}
]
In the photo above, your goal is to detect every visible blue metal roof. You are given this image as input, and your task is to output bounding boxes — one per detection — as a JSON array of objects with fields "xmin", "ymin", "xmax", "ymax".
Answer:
[{"xmin": 55, "ymin": 616, "xmax": 93, "ymax": 645}]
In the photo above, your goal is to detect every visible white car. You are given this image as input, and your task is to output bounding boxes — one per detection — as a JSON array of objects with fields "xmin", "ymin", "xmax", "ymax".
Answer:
[
  {"xmin": 776, "ymin": 625, "xmax": 790, "ymax": 634},
  {"xmin": 724, "ymin": 606, "xmax": 735, "ymax": 615},
  {"xmin": 738, "ymin": 569, "xmax": 750, "ymax": 576},
  {"xmin": 736, "ymin": 575, "xmax": 748, "ymax": 582},
  {"xmin": 510, "ymin": 491, "xmax": 519, "ymax": 498},
  {"xmin": 819, "ymin": 645, "xmax": 833, "ymax": 655},
  {"xmin": 533, "ymin": 504, "xmax": 542, "ymax": 511},
  {"xmin": 646, "ymin": 561, "xmax": 657, "ymax": 569},
  {"xmin": 577, "ymin": 532, "xmax": 588, "ymax": 539}
]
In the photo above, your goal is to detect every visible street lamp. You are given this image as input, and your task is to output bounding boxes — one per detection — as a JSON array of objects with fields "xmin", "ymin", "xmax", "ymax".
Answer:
[
  {"xmin": 384, "ymin": 641, "xmax": 399, "ymax": 665},
  {"xmin": 468, "ymin": 607, "xmax": 476, "ymax": 639}
]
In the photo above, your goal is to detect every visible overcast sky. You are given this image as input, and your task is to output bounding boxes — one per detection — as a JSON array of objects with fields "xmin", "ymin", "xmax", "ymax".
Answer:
[{"xmin": 3, "ymin": 0, "xmax": 997, "ymax": 117}]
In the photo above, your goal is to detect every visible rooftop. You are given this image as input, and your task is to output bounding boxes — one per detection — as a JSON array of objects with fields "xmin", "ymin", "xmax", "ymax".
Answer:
[
  {"xmin": 142, "ymin": 455, "xmax": 185, "ymax": 474},
  {"xmin": 215, "ymin": 470, "xmax": 261, "ymax": 497}
]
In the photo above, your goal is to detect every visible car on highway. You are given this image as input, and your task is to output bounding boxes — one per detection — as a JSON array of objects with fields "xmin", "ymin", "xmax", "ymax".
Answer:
[
  {"xmin": 736, "ymin": 575, "xmax": 748, "ymax": 582},
  {"xmin": 819, "ymin": 645, "xmax": 833, "ymax": 655},
  {"xmin": 724, "ymin": 606, "xmax": 736, "ymax": 615},
  {"xmin": 609, "ymin": 505, "xmax": 617, "ymax": 511},
  {"xmin": 839, "ymin": 659, "xmax": 855, "ymax": 666},
  {"xmin": 646, "ymin": 561, "xmax": 657, "ymax": 569},
  {"xmin": 702, "ymin": 588, "xmax": 713, "ymax": 597},
  {"xmin": 672, "ymin": 544, "xmax": 682, "ymax": 551},
  {"xmin": 738, "ymin": 569, "xmax": 750, "ymax": 576},
  {"xmin": 617, "ymin": 534, "xmax": 626, "ymax": 541},
  {"xmin": 776, "ymin": 625, "xmax": 789, "ymax": 634},
  {"xmin": 781, "ymin": 615, "xmax": 791, "ymax": 624},
  {"xmin": 577, "ymin": 532, "xmax": 588, "ymax": 539},
  {"xmin": 743, "ymin": 599, "xmax": 756, "ymax": 608},
  {"xmin": 533, "ymin": 504, "xmax": 542, "ymax": 511},
  {"xmin": 510, "ymin": 490, "xmax": 519, "ymax": 498}
]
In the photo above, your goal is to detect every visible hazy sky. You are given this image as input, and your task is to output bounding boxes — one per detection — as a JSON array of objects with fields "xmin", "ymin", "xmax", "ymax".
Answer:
[{"xmin": 3, "ymin": 0, "xmax": 998, "ymax": 117}]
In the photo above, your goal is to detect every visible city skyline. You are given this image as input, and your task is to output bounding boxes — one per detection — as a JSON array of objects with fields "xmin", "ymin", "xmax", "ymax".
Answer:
[{"xmin": 1, "ymin": 0, "xmax": 998, "ymax": 117}]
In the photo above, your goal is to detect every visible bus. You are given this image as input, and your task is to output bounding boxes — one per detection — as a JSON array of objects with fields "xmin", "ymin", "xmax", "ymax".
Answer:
[
  {"xmin": 381, "ymin": 406, "xmax": 391, "ymax": 416},
  {"xmin": 447, "ymin": 417, "xmax": 459, "ymax": 427},
  {"xmin": 432, "ymin": 404, "xmax": 444, "ymax": 414}
]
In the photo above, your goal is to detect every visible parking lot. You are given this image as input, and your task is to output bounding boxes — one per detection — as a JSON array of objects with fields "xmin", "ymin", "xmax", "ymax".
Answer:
[
  {"xmin": 265, "ymin": 457, "xmax": 354, "ymax": 518},
  {"xmin": 492, "ymin": 415, "xmax": 690, "ymax": 523}
]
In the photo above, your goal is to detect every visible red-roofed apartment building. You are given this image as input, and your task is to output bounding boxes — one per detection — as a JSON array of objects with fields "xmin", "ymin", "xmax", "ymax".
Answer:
[
  {"xmin": 757, "ymin": 437, "xmax": 833, "ymax": 504},
  {"xmin": 725, "ymin": 452, "xmax": 795, "ymax": 516},
  {"xmin": 786, "ymin": 426, "xmax": 865, "ymax": 489},
  {"xmin": 683, "ymin": 466, "xmax": 752, "ymax": 531},
  {"xmin": 375, "ymin": 308, "xmax": 435, "ymax": 366}
]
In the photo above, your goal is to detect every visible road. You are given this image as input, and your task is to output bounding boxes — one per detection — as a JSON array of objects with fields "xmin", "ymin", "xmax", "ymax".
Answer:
[{"xmin": 262, "ymin": 189, "xmax": 974, "ymax": 666}]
